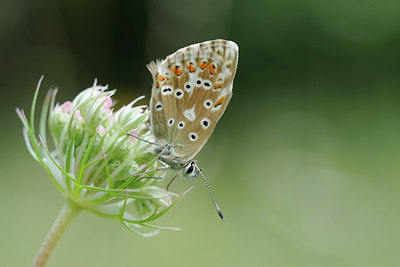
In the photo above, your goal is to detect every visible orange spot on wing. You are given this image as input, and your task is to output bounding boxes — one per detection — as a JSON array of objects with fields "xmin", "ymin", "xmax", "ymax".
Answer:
[
  {"xmin": 187, "ymin": 64, "xmax": 196, "ymax": 73},
  {"xmin": 214, "ymin": 84, "xmax": 223, "ymax": 89},
  {"xmin": 209, "ymin": 64, "xmax": 216, "ymax": 75},
  {"xmin": 166, "ymin": 76, "xmax": 170, "ymax": 80},
  {"xmin": 158, "ymin": 75, "xmax": 165, "ymax": 82},
  {"xmin": 172, "ymin": 66, "xmax": 183, "ymax": 76},
  {"xmin": 214, "ymin": 96, "xmax": 225, "ymax": 107},
  {"xmin": 156, "ymin": 81, "xmax": 159, "ymax": 88},
  {"xmin": 199, "ymin": 62, "xmax": 208, "ymax": 70}
]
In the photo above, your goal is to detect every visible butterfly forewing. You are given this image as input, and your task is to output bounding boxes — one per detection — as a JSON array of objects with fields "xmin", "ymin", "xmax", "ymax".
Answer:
[{"xmin": 149, "ymin": 40, "xmax": 238, "ymax": 165}]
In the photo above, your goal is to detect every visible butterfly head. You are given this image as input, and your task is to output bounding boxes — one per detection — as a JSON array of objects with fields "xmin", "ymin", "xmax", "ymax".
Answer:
[
  {"xmin": 158, "ymin": 146, "xmax": 200, "ymax": 179},
  {"xmin": 152, "ymin": 143, "xmax": 198, "ymax": 179},
  {"xmin": 182, "ymin": 160, "xmax": 200, "ymax": 179}
]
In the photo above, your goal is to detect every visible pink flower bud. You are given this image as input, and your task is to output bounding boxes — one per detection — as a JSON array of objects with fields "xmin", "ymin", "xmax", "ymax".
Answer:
[
  {"xmin": 139, "ymin": 164, "xmax": 147, "ymax": 170},
  {"xmin": 74, "ymin": 110, "xmax": 84, "ymax": 122},
  {"xmin": 103, "ymin": 97, "xmax": 112, "ymax": 113},
  {"xmin": 54, "ymin": 101, "xmax": 72, "ymax": 113},
  {"xmin": 128, "ymin": 129, "xmax": 139, "ymax": 143},
  {"xmin": 96, "ymin": 125, "xmax": 107, "ymax": 136}
]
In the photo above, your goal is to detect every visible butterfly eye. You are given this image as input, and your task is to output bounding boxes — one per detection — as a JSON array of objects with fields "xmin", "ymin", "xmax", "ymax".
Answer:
[
  {"xmin": 201, "ymin": 118, "xmax": 211, "ymax": 129},
  {"xmin": 184, "ymin": 161, "xmax": 198, "ymax": 178},
  {"xmin": 168, "ymin": 118, "xmax": 175, "ymax": 127},
  {"xmin": 203, "ymin": 99, "xmax": 213, "ymax": 109},
  {"xmin": 155, "ymin": 101, "xmax": 163, "ymax": 111},
  {"xmin": 189, "ymin": 132, "xmax": 198, "ymax": 142},
  {"xmin": 174, "ymin": 89, "xmax": 184, "ymax": 99},
  {"xmin": 203, "ymin": 80, "xmax": 212, "ymax": 90},
  {"xmin": 177, "ymin": 121, "xmax": 185, "ymax": 129},
  {"xmin": 186, "ymin": 163, "xmax": 194, "ymax": 174}
]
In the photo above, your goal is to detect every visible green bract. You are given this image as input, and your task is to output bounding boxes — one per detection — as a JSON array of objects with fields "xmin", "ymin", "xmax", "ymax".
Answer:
[{"xmin": 16, "ymin": 78, "xmax": 190, "ymax": 236}]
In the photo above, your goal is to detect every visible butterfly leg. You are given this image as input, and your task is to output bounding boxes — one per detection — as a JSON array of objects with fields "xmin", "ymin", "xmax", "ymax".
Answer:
[
  {"xmin": 166, "ymin": 175, "xmax": 177, "ymax": 191},
  {"xmin": 135, "ymin": 176, "xmax": 162, "ymax": 182},
  {"xmin": 134, "ymin": 166, "xmax": 170, "ymax": 178}
]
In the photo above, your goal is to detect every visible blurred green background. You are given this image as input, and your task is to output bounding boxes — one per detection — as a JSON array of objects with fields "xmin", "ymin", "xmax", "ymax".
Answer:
[{"xmin": 2, "ymin": 0, "xmax": 400, "ymax": 266}]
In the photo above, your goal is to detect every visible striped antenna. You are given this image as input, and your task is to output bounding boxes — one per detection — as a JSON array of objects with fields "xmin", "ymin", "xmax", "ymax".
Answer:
[{"xmin": 195, "ymin": 165, "xmax": 224, "ymax": 221}]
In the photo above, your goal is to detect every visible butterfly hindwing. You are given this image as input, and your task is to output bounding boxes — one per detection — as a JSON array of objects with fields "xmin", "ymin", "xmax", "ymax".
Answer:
[{"xmin": 149, "ymin": 40, "xmax": 239, "ymax": 164}]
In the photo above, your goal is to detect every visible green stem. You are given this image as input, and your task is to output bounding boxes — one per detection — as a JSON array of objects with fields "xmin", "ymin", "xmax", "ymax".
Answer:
[{"xmin": 32, "ymin": 202, "xmax": 80, "ymax": 267}]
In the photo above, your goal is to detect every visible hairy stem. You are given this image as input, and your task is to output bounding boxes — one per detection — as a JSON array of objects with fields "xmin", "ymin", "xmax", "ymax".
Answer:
[{"xmin": 32, "ymin": 202, "xmax": 80, "ymax": 267}]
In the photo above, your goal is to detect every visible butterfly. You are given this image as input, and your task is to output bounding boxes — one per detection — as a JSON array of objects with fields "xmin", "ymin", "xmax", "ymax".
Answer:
[{"xmin": 147, "ymin": 39, "xmax": 239, "ymax": 219}]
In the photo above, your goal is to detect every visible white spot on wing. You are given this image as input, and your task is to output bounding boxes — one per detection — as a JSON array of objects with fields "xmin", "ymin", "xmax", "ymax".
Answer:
[
  {"xmin": 189, "ymin": 132, "xmax": 198, "ymax": 142},
  {"xmin": 195, "ymin": 78, "xmax": 203, "ymax": 87},
  {"xmin": 184, "ymin": 82, "xmax": 193, "ymax": 93},
  {"xmin": 161, "ymin": 86, "xmax": 173, "ymax": 95},
  {"xmin": 201, "ymin": 118, "xmax": 211, "ymax": 129},
  {"xmin": 215, "ymin": 46, "xmax": 224, "ymax": 55},
  {"xmin": 155, "ymin": 101, "xmax": 163, "ymax": 111},
  {"xmin": 175, "ymin": 89, "xmax": 184, "ymax": 99},
  {"xmin": 168, "ymin": 118, "xmax": 175, "ymax": 127},
  {"xmin": 183, "ymin": 105, "xmax": 196, "ymax": 122},
  {"xmin": 216, "ymin": 73, "xmax": 225, "ymax": 84},
  {"xmin": 203, "ymin": 80, "xmax": 212, "ymax": 90},
  {"xmin": 177, "ymin": 121, "xmax": 185, "ymax": 129},
  {"xmin": 204, "ymin": 99, "xmax": 212, "ymax": 109}
]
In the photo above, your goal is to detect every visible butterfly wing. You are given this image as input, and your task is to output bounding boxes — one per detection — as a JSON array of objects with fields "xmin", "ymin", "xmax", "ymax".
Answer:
[{"xmin": 149, "ymin": 40, "xmax": 239, "ymax": 164}]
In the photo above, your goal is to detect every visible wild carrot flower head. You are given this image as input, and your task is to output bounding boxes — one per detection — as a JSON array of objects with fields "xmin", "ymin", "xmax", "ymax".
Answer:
[{"xmin": 16, "ymin": 78, "xmax": 190, "ymax": 236}]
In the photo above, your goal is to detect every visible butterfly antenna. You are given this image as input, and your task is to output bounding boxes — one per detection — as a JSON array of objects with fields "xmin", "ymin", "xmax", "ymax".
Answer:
[
  {"xmin": 195, "ymin": 165, "xmax": 224, "ymax": 221},
  {"xmin": 126, "ymin": 133, "xmax": 163, "ymax": 147}
]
